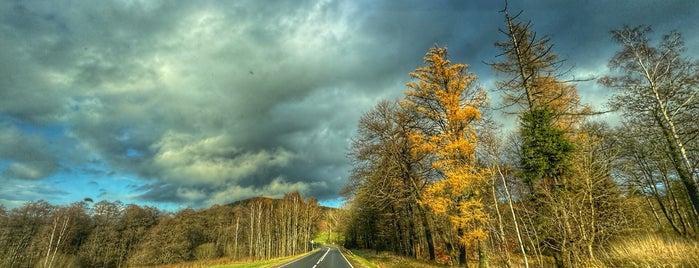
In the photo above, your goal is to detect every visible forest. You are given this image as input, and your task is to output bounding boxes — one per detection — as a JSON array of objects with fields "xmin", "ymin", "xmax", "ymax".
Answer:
[
  {"xmin": 0, "ymin": 192, "xmax": 323, "ymax": 267},
  {"xmin": 341, "ymin": 7, "xmax": 699, "ymax": 268}
]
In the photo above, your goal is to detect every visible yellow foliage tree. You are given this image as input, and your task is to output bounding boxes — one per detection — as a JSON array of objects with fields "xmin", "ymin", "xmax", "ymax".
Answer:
[{"xmin": 402, "ymin": 46, "xmax": 489, "ymax": 264}]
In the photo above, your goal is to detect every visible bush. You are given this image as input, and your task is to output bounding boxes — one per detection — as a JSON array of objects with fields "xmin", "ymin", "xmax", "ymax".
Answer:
[{"xmin": 195, "ymin": 242, "xmax": 220, "ymax": 260}]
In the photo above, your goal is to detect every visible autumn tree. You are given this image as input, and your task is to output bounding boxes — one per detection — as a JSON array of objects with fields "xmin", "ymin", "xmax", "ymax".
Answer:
[
  {"xmin": 0, "ymin": 200, "xmax": 53, "ymax": 267},
  {"xmin": 79, "ymin": 200, "xmax": 125, "ymax": 268},
  {"xmin": 38, "ymin": 202, "xmax": 92, "ymax": 268},
  {"xmin": 345, "ymin": 100, "xmax": 437, "ymax": 260},
  {"xmin": 401, "ymin": 45, "xmax": 490, "ymax": 266}
]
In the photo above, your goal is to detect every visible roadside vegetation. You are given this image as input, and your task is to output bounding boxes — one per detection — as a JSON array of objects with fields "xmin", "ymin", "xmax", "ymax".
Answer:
[{"xmin": 341, "ymin": 4, "xmax": 699, "ymax": 268}]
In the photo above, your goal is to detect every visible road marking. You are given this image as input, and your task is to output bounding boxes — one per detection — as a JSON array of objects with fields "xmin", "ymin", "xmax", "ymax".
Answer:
[
  {"xmin": 317, "ymin": 248, "xmax": 330, "ymax": 264},
  {"xmin": 278, "ymin": 249, "xmax": 320, "ymax": 268},
  {"xmin": 338, "ymin": 248, "xmax": 355, "ymax": 268}
]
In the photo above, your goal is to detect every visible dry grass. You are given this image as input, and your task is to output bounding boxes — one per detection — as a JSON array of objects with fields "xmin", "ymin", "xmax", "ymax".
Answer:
[
  {"xmin": 347, "ymin": 249, "xmax": 453, "ymax": 268},
  {"xmin": 129, "ymin": 252, "xmax": 314, "ymax": 268},
  {"xmin": 593, "ymin": 233, "xmax": 699, "ymax": 267}
]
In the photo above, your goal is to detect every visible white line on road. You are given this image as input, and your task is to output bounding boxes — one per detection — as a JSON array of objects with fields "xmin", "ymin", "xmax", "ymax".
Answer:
[
  {"xmin": 338, "ymin": 248, "xmax": 355, "ymax": 268},
  {"xmin": 278, "ymin": 249, "xmax": 319, "ymax": 268},
  {"xmin": 317, "ymin": 248, "xmax": 330, "ymax": 264}
]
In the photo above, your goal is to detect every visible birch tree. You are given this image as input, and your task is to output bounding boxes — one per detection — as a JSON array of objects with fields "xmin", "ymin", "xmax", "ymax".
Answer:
[{"xmin": 600, "ymin": 25, "xmax": 699, "ymax": 222}]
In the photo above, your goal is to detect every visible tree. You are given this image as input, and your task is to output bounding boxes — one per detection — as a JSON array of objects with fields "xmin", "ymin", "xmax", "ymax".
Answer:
[
  {"xmin": 568, "ymin": 122, "xmax": 637, "ymax": 260},
  {"xmin": 39, "ymin": 202, "xmax": 92, "ymax": 268},
  {"xmin": 345, "ymin": 100, "xmax": 437, "ymax": 260},
  {"xmin": 614, "ymin": 122, "xmax": 698, "ymax": 236},
  {"xmin": 519, "ymin": 108, "xmax": 574, "ymax": 192},
  {"xmin": 402, "ymin": 45, "xmax": 490, "ymax": 266},
  {"xmin": 79, "ymin": 200, "xmax": 124, "ymax": 268},
  {"xmin": 479, "ymin": 124, "xmax": 529, "ymax": 268},
  {"xmin": 0, "ymin": 200, "xmax": 53, "ymax": 267},
  {"xmin": 492, "ymin": 6, "xmax": 622, "ymax": 267},
  {"xmin": 600, "ymin": 25, "xmax": 699, "ymax": 222},
  {"xmin": 492, "ymin": 5, "xmax": 561, "ymax": 113}
]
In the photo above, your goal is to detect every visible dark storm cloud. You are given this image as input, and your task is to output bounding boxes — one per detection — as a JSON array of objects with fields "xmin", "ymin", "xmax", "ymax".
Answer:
[
  {"xmin": 0, "ymin": 0, "xmax": 378, "ymax": 207},
  {"xmin": 1, "ymin": 0, "xmax": 697, "ymax": 208},
  {"xmin": 0, "ymin": 122, "xmax": 59, "ymax": 180}
]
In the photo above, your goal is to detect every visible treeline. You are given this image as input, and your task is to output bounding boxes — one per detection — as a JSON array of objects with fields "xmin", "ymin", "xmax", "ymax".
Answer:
[
  {"xmin": 0, "ymin": 191, "xmax": 323, "ymax": 267},
  {"xmin": 342, "ymin": 6, "xmax": 698, "ymax": 268}
]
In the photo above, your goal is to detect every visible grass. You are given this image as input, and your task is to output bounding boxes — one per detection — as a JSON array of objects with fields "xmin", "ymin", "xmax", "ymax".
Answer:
[
  {"xmin": 131, "ymin": 251, "xmax": 317, "ymax": 268},
  {"xmin": 346, "ymin": 249, "xmax": 448, "ymax": 268},
  {"xmin": 207, "ymin": 255, "xmax": 298, "ymax": 268},
  {"xmin": 342, "ymin": 233, "xmax": 699, "ymax": 268},
  {"xmin": 594, "ymin": 233, "xmax": 699, "ymax": 267},
  {"xmin": 340, "ymin": 248, "xmax": 379, "ymax": 268}
]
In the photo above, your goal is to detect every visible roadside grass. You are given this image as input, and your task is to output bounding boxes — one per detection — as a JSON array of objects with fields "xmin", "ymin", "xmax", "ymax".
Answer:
[
  {"xmin": 131, "ymin": 251, "xmax": 316, "ymax": 268},
  {"xmin": 593, "ymin": 233, "xmax": 699, "ymax": 267},
  {"xmin": 342, "ymin": 233, "xmax": 699, "ymax": 268},
  {"xmin": 340, "ymin": 248, "xmax": 379, "ymax": 268},
  {"xmin": 346, "ymin": 249, "xmax": 448, "ymax": 268},
  {"xmin": 207, "ymin": 254, "xmax": 300, "ymax": 268}
]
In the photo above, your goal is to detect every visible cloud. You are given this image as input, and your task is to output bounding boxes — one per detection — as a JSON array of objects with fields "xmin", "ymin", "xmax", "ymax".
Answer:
[
  {"xmin": 149, "ymin": 132, "xmax": 294, "ymax": 185},
  {"xmin": 0, "ymin": 0, "xmax": 375, "ymax": 206},
  {"xmin": 0, "ymin": 122, "xmax": 60, "ymax": 180},
  {"xmin": 0, "ymin": 178, "xmax": 68, "ymax": 205},
  {"xmin": 1, "ymin": 0, "xmax": 697, "ymax": 209}
]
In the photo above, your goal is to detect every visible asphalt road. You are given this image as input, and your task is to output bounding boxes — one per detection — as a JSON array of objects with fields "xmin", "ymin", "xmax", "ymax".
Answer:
[{"xmin": 277, "ymin": 247, "xmax": 354, "ymax": 268}]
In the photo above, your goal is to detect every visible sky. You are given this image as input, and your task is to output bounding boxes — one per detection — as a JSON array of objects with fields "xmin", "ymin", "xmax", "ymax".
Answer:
[{"xmin": 1, "ymin": 0, "xmax": 697, "ymax": 210}]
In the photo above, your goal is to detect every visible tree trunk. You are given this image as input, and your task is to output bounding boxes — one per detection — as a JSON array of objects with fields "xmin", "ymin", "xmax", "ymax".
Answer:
[
  {"xmin": 416, "ymin": 204, "xmax": 436, "ymax": 260},
  {"xmin": 495, "ymin": 161, "xmax": 529, "ymax": 267},
  {"xmin": 491, "ymin": 177, "xmax": 511, "ymax": 268},
  {"xmin": 234, "ymin": 216, "xmax": 239, "ymax": 259},
  {"xmin": 459, "ymin": 244, "xmax": 467, "ymax": 267},
  {"xmin": 653, "ymin": 91, "xmax": 699, "ymax": 223},
  {"xmin": 478, "ymin": 240, "xmax": 489, "ymax": 268}
]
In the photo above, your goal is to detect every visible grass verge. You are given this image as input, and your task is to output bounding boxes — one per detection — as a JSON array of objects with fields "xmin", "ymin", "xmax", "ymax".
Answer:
[
  {"xmin": 131, "ymin": 250, "xmax": 317, "ymax": 268},
  {"xmin": 595, "ymin": 233, "xmax": 699, "ymax": 267},
  {"xmin": 345, "ymin": 249, "xmax": 448, "ymax": 268},
  {"xmin": 340, "ymin": 248, "xmax": 378, "ymax": 268},
  {"xmin": 207, "ymin": 254, "xmax": 301, "ymax": 268}
]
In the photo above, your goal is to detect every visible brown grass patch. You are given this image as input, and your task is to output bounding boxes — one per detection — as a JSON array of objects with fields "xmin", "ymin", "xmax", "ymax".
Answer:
[{"xmin": 594, "ymin": 233, "xmax": 699, "ymax": 267}]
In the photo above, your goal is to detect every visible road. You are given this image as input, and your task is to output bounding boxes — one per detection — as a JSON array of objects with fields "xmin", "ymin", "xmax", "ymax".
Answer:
[{"xmin": 277, "ymin": 247, "xmax": 354, "ymax": 268}]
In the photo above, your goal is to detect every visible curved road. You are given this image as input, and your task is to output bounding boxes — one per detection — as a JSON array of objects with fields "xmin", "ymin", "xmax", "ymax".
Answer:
[{"xmin": 277, "ymin": 247, "xmax": 354, "ymax": 268}]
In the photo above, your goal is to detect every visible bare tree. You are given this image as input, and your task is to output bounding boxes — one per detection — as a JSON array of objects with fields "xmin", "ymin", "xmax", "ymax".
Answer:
[{"xmin": 600, "ymin": 25, "xmax": 699, "ymax": 222}]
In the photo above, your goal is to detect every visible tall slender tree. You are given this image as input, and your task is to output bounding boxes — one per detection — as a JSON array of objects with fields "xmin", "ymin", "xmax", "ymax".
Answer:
[{"xmin": 402, "ymin": 45, "xmax": 490, "ymax": 266}]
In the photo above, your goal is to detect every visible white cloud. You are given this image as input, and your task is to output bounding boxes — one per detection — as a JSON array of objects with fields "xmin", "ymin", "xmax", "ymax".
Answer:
[
  {"xmin": 204, "ymin": 176, "xmax": 325, "ymax": 207},
  {"xmin": 151, "ymin": 132, "xmax": 294, "ymax": 185}
]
